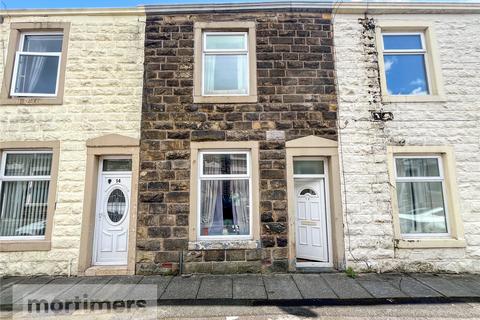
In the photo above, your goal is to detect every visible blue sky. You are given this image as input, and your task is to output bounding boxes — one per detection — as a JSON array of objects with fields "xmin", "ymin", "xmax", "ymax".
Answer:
[{"xmin": 3, "ymin": 0, "xmax": 479, "ymax": 9}]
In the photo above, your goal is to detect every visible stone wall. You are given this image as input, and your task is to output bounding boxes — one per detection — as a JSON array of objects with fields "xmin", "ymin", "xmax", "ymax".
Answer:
[
  {"xmin": 0, "ymin": 14, "xmax": 145, "ymax": 275},
  {"xmin": 334, "ymin": 13, "xmax": 480, "ymax": 273},
  {"xmin": 137, "ymin": 11, "xmax": 337, "ymax": 274}
]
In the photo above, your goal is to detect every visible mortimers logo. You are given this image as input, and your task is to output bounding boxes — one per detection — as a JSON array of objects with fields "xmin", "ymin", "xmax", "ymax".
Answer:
[{"xmin": 12, "ymin": 284, "xmax": 157, "ymax": 317}]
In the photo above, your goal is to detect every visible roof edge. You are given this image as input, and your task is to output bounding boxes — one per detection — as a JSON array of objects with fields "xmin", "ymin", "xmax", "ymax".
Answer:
[
  {"xmin": 0, "ymin": 7, "xmax": 144, "ymax": 17},
  {"xmin": 1, "ymin": 1, "xmax": 480, "ymax": 16},
  {"xmin": 143, "ymin": 1, "xmax": 480, "ymax": 14}
]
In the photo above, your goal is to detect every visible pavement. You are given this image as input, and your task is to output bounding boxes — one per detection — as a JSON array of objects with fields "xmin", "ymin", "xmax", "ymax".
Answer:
[{"xmin": 2, "ymin": 272, "xmax": 480, "ymax": 311}]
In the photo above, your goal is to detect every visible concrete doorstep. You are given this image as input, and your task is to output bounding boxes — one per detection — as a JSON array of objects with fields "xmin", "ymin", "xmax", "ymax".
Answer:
[{"xmin": 1, "ymin": 273, "xmax": 480, "ymax": 311}]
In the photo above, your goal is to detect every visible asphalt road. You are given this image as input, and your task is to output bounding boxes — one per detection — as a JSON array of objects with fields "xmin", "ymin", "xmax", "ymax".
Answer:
[{"xmin": 2, "ymin": 302, "xmax": 480, "ymax": 319}]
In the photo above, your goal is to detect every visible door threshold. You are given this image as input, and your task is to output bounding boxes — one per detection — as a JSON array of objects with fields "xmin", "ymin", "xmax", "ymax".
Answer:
[
  {"xmin": 295, "ymin": 261, "xmax": 335, "ymax": 273},
  {"xmin": 296, "ymin": 261, "xmax": 332, "ymax": 268},
  {"xmin": 84, "ymin": 265, "xmax": 129, "ymax": 276}
]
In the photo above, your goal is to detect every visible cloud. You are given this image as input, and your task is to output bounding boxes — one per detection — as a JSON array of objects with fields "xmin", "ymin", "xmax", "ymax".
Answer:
[
  {"xmin": 410, "ymin": 78, "xmax": 425, "ymax": 86},
  {"xmin": 384, "ymin": 56, "xmax": 397, "ymax": 72},
  {"xmin": 410, "ymin": 87, "xmax": 428, "ymax": 95}
]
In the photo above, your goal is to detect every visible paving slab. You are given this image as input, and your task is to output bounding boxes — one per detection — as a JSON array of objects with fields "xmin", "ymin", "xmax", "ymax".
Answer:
[
  {"xmin": 90, "ymin": 275, "xmax": 143, "ymax": 301},
  {"xmin": 263, "ymin": 274, "xmax": 302, "ymax": 300},
  {"xmin": 378, "ymin": 274, "xmax": 442, "ymax": 298},
  {"xmin": 160, "ymin": 276, "xmax": 202, "ymax": 300},
  {"xmin": 0, "ymin": 277, "xmax": 24, "ymax": 293},
  {"xmin": 232, "ymin": 275, "xmax": 267, "ymax": 300},
  {"xmin": 292, "ymin": 274, "xmax": 337, "ymax": 299},
  {"xmin": 320, "ymin": 274, "xmax": 372, "ymax": 299},
  {"xmin": 356, "ymin": 274, "xmax": 408, "ymax": 299},
  {"xmin": 0, "ymin": 276, "xmax": 54, "ymax": 306},
  {"xmin": 125, "ymin": 276, "xmax": 172, "ymax": 300},
  {"xmin": 435, "ymin": 275, "xmax": 480, "ymax": 296},
  {"xmin": 57, "ymin": 276, "xmax": 113, "ymax": 301},
  {"xmin": 197, "ymin": 275, "xmax": 232, "ymax": 300},
  {"xmin": 411, "ymin": 274, "xmax": 477, "ymax": 297},
  {"xmin": 15, "ymin": 276, "xmax": 82, "ymax": 303}
]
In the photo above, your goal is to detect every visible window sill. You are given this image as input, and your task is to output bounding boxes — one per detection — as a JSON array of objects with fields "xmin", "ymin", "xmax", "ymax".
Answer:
[
  {"xmin": 0, "ymin": 96, "xmax": 63, "ymax": 105},
  {"xmin": 193, "ymin": 95, "xmax": 257, "ymax": 104},
  {"xmin": 395, "ymin": 238, "xmax": 466, "ymax": 249},
  {"xmin": 382, "ymin": 95, "xmax": 447, "ymax": 103},
  {"xmin": 188, "ymin": 240, "xmax": 260, "ymax": 250},
  {"xmin": 0, "ymin": 240, "xmax": 51, "ymax": 251},
  {"xmin": 382, "ymin": 95, "xmax": 446, "ymax": 103}
]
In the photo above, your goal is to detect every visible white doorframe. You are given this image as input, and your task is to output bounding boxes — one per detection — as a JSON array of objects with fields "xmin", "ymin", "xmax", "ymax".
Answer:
[
  {"xmin": 92, "ymin": 156, "xmax": 132, "ymax": 266},
  {"xmin": 294, "ymin": 157, "xmax": 333, "ymax": 268}
]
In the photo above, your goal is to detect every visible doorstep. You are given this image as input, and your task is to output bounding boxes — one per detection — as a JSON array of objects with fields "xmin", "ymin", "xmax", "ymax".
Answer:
[{"xmin": 83, "ymin": 265, "xmax": 129, "ymax": 276}]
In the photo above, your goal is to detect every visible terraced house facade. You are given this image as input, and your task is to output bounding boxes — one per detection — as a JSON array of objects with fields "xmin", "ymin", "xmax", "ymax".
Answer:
[{"xmin": 1, "ymin": 2, "xmax": 479, "ymax": 276}]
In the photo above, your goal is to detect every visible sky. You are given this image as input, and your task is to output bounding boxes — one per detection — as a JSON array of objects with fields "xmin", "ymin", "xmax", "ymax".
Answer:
[{"xmin": 2, "ymin": 0, "xmax": 479, "ymax": 9}]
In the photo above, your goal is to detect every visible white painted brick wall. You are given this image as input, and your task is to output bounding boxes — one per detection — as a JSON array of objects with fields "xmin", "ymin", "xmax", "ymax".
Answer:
[
  {"xmin": 334, "ymin": 13, "xmax": 480, "ymax": 273},
  {"xmin": 0, "ymin": 14, "xmax": 145, "ymax": 275}
]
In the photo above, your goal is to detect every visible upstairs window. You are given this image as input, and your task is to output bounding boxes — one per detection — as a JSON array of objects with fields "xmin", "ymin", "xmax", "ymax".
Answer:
[
  {"xmin": 382, "ymin": 33, "xmax": 429, "ymax": 96},
  {"xmin": 376, "ymin": 23, "xmax": 445, "ymax": 103},
  {"xmin": 203, "ymin": 32, "xmax": 248, "ymax": 96},
  {"xmin": 1, "ymin": 22, "xmax": 69, "ymax": 105},
  {"xmin": 11, "ymin": 32, "xmax": 63, "ymax": 97},
  {"xmin": 193, "ymin": 22, "xmax": 257, "ymax": 104}
]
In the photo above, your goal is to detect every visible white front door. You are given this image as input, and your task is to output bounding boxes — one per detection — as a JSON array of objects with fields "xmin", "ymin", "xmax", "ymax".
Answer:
[
  {"xmin": 295, "ymin": 179, "xmax": 329, "ymax": 262},
  {"xmin": 93, "ymin": 161, "xmax": 132, "ymax": 266}
]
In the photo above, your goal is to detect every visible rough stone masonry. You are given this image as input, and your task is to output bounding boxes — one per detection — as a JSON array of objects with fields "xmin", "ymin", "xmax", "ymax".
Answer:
[{"xmin": 137, "ymin": 10, "xmax": 338, "ymax": 274}]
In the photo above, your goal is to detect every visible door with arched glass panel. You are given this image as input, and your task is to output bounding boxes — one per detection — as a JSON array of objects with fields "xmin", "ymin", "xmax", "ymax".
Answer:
[
  {"xmin": 293, "ymin": 158, "xmax": 330, "ymax": 264},
  {"xmin": 93, "ymin": 158, "xmax": 132, "ymax": 265}
]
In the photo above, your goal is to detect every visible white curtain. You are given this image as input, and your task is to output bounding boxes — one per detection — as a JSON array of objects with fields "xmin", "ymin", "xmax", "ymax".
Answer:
[
  {"xmin": 204, "ymin": 55, "xmax": 216, "ymax": 94},
  {"xmin": 18, "ymin": 36, "xmax": 49, "ymax": 93},
  {"xmin": 24, "ymin": 56, "xmax": 48, "ymax": 93},
  {"xmin": 200, "ymin": 158, "xmax": 223, "ymax": 235},
  {"xmin": 236, "ymin": 55, "xmax": 247, "ymax": 94},
  {"xmin": 230, "ymin": 156, "xmax": 249, "ymax": 235},
  {"xmin": 397, "ymin": 181, "xmax": 446, "ymax": 234}
]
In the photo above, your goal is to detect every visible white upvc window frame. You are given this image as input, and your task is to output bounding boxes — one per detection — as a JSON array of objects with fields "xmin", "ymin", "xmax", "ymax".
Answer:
[
  {"xmin": 10, "ymin": 31, "xmax": 63, "ymax": 98},
  {"xmin": 197, "ymin": 149, "xmax": 253, "ymax": 240},
  {"xmin": 393, "ymin": 155, "xmax": 450, "ymax": 239},
  {"xmin": 0, "ymin": 149, "xmax": 53, "ymax": 241},
  {"xmin": 381, "ymin": 31, "xmax": 431, "ymax": 96},
  {"xmin": 201, "ymin": 31, "xmax": 249, "ymax": 97}
]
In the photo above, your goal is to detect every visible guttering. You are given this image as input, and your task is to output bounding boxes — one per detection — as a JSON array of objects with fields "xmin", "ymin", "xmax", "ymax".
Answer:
[
  {"xmin": 143, "ymin": 1, "xmax": 480, "ymax": 14},
  {"xmin": 334, "ymin": 1, "xmax": 480, "ymax": 14},
  {"xmin": 0, "ymin": 7, "xmax": 144, "ymax": 17},
  {"xmin": 143, "ymin": 1, "xmax": 331, "ymax": 13},
  {"xmin": 1, "ymin": 1, "xmax": 480, "ymax": 16}
]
